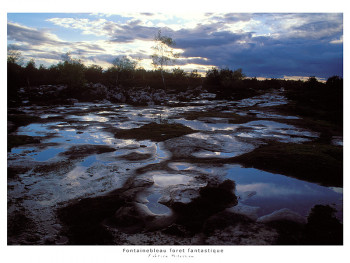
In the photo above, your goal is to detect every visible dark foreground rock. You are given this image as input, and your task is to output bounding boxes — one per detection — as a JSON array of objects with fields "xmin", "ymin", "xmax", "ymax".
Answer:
[
  {"xmin": 232, "ymin": 142, "xmax": 343, "ymax": 187},
  {"xmin": 13, "ymin": 83, "xmax": 216, "ymax": 106},
  {"xmin": 112, "ymin": 122, "xmax": 196, "ymax": 142}
]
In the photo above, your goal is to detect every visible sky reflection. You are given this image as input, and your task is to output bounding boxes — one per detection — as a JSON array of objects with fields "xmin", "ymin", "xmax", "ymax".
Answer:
[{"xmin": 226, "ymin": 165, "xmax": 343, "ymax": 218}]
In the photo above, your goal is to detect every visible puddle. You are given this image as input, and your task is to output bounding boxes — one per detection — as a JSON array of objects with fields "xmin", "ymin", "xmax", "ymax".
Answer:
[
  {"xmin": 17, "ymin": 123, "xmax": 58, "ymax": 137},
  {"xmin": 153, "ymin": 172, "xmax": 192, "ymax": 187},
  {"xmin": 8, "ymin": 98, "xmax": 340, "ymax": 244},
  {"xmin": 30, "ymin": 147, "xmax": 66, "ymax": 161},
  {"xmin": 188, "ymin": 132, "xmax": 256, "ymax": 158},
  {"xmin": 80, "ymin": 155, "xmax": 101, "ymax": 167},
  {"xmin": 168, "ymin": 162, "xmax": 192, "ymax": 171},
  {"xmin": 237, "ymin": 92, "xmax": 288, "ymax": 108},
  {"xmin": 236, "ymin": 120, "xmax": 319, "ymax": 143},
  {"xmin": 193, "ymin": 150, "xmax": 238, "ymax": 158},
  {"xmin": 10, "ymin": 146, "xmax": 66, "ymax": 162},
  {"xmin": 10, "ymin": 147, "xmax": 36, "ymax": 155},
  {"xmin": 226, "ymin": 165, "xmax": 343, "ymax": 219},
  {"xmin": 49, "ymin": 129, "xmax": 116, "ymax": 145},
  {"xmin": 145, "ymin": 193, "xmax": 171, "ymax": 214},
  {"xmin": 175, "ymin": 119, "xmax": 237, "ymax": 131},
  {"xmin": 137, "ymin": 142, "xmax": 170, "ymax": 166}
]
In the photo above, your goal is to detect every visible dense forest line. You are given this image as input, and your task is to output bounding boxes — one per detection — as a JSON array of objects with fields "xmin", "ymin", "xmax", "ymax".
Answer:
[{"xmin": 7, "ymin": 50, "xmax": 343, "ymax": 126}]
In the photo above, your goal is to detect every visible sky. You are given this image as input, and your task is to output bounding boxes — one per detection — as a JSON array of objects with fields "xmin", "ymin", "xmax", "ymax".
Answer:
[{"xmin": 7, "ymin": 12, "xmax": 343, "ymax": 80}]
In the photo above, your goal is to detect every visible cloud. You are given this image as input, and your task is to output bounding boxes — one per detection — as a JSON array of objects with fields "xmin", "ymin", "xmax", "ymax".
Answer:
[
  {"xmin": 7, "ymin": 22, "xmax": 64, "ymax": 46},
  {"xmin": 47, "ymin": 17, "xmax": 121, "ymax": 37},
  {"xmin": 8, "ymin": 13, "xmax": 343, "ymax": 78}
]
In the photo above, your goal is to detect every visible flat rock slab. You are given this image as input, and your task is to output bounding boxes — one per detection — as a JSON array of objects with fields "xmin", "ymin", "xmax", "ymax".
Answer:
[{"xmin": 257, "ymin": 208, "xmax": 307, "ymax": 224}]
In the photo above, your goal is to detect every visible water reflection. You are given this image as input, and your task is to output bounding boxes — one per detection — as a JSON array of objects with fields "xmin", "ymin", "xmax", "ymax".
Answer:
[
  {"xmin": 188, "ymin": 132, "xmax": 256, "ymax": 158},
  {"xmin": 168, "ymin": 162, "xmax": 192, "ymax": 171},
  {"xmin": 153, "ymin": 173, "xmax": 192, "ymax": 187},
  {"xmin": 226, "ymin": 165, "xmax": 342, "ymax": 218},
  {"xmin": 176, "ymin": 119, "xmax": 237, "ymax": 131},
  {"xmin": 145, "ymin": 192, "xmax": 171, "ymax": 214},
  {"xmin": 236, "ymin": 120, "xmax": 319, "ymax": 143},
  {"xmin": 30, "ymin": 147, "xmax": 66, "ymax": 161},
  {"xmin": 17, "ymin": 123, "xmax": 57, "ymax": 137}
]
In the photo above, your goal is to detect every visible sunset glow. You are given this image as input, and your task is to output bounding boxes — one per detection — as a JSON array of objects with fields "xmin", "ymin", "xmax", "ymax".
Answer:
[{"xmin": 7, "ymin": 12, "xmax": 343, "ymax": 79}]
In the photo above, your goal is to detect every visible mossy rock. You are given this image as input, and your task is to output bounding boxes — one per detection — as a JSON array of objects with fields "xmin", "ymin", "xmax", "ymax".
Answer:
[
  {"xmin": 8, "ymin": 114, "xmax": 41, "ymax": 133},
  {"xmin": 59, "ymin": 144, "xmax": 116, "ymax": 159},
  {"xmin": 114, "ymin": 122, "xmax": 195, "ymax": 142},
  {"xmin": 7, "ymin": 134, "xmax": 41, "ymax": 152},
  {"xmin": 233, "ymin": 142, "xmax": 343, "ymax": 187},
  {"xmin": 178, "ymin": 110, "xmax": 255, "ymax": 124}
]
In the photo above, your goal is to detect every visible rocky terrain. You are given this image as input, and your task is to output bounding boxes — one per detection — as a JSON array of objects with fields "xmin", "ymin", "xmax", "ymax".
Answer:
[{"xmin": 7, "ymin": 85, "xmax": 343, "ymax": 245}]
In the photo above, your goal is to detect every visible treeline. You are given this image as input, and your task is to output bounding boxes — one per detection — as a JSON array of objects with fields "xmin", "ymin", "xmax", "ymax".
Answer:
[
  {"xmin": 8, "ymin": 52, "xmax": 343, "ymax": 108},
  {"xmin": 7, "ymin": 54, "xmax": 202, "ymax": 95}
]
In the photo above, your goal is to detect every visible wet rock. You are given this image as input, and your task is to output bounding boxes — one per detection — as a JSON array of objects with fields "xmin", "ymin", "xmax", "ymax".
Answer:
[
  {"xmin": 57, "ymin": 192, "xmax": 126, "ymax": 244},
  {"xmin": 8, "ymin": 135, "xmax": 41, "ymax": 152},
  {"xmin": 232, "ymin": 142, "xmax": 343, "ymax": 187},
  {"xmin": 119, "ymin": 152, "xmax": 153, "ymax": 161},
  {"xmin": 59, "ymin": 144, "xmax": 116, "ymax": 160},
  {"xmin": 162, "ymin": 224, "xmax": 192, "ymax": 237},
  {"xmin": 114, "ymin": 227, "xmax": 202, "ymax": 245},
  {"xmin": 43, "ymin": 235, "xmax": 56, "ymax": 244},
  {"xmin": 226, "ymin": 203, "xmax": 260, "ymax": 221},
  {"xmin": 114, "ymin": 203, "xmax": 153, "ymax": 230},
  {"xmin": 164, "ymin": 135, "xmax": 218, "ymax": 158},
  {"xmin": 114, "ymin": 203, "xmax": 175, "ymax": 233},
  {"xmin": 113, "ymin": 122, "xmax": 195, "ymax": 142},
  {"xmin": 56, "ymin": 236, "xmax": 69, "ymax": 245},
  {"xmin": 257, "ymin": 208, "xmax": 307, "ymax": 224},
  {"xmin": 8, "ymin": 210, "xmax": 35, "ymax": 237},
  {"xmin": 125, "ymin": 176, "xmax": 154, "ymax": 189},
  {"xmin": 24, "ymin": 233, "xmax": 41, "ymax": 244},
  {"xmin": 205, "ymin": 222, "xmax": 278, "ymax": 245},
  {"xmin": 303, "ymin": 205, "xmax": 343, "ymax": 245},
  {"xmin": 159, "ymin": 185, "xmax": 202, "ymax": 206},
  {"xmin": 165, "ymin": 180, "xmax": 238, "ymax": 233}
]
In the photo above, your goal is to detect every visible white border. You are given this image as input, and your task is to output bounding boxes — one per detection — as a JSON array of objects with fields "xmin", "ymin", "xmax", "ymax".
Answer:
[{"xmin": 1, "ymin": 1, "xmax": 348, "ymax": 263}]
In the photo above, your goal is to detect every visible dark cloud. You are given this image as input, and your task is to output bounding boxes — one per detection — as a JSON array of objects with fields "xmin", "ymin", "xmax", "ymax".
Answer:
[
  {"xmin": 8, "ymin": 13, "xmax": 343, "ymax": 78},
  {"xmin": 78, "ymin": 43, "xmax": 106, "ymax": 52},
  {"xmin": 295, "ymin": 20, "xmax": 338, "ymax": 32},
  {"xmin": 108, "ymin": 20, "xmax": 158, "ymax": 43},
  {"xmin": 176, "ymin": 31, "xmax": 250, "ymax": 49},
  {"xmin": 183, "ymin": 37, "xmax": 343, "ymax": 78},
  {"xmin": 166, "ymin": 15, "xmax": 343, "ymax": 78}
]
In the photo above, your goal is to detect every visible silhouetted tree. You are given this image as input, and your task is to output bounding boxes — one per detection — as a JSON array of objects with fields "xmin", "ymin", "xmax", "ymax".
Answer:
[
  {"xmin": 172, "ymin": 67, "xmax": 186, "ymax": 78},
  {"xmin": 24, "ymin": 59, "xmax": 37, "ymax": 87},
  {"xmin": 151, "ymin": 30, "xmax": 178, "ymax": 89},
  {"xmin": 85, "ymin": 64, "xmax": 103, "ymax": 84},
  {"xmin": 111, "ymin": 56, "xmax": 137, "ymax": 85},
  {"xmin": 7, "ymin": 46, "xmax": 23, "ymax": 65},
  {"xmin": 57, "ymin": 52, "xmax": 86, "ymax": 93},
  {"xmin": 205, "ymin": 67, "xmax": 220, "ymax": 86},
  {"xmin": 326, "ymin": 75, "xmax": 343, "ymax": 90},
  {"xmin": 189, "ymin": 69, "xmax": 201, "ymax": 79},
  {"xmin": 232, "ymin": 68, "xmax": 245, "ymax": 81},
  {"xmin": 305, "ymin": 76, "xmax": 320, "ymax": 89},
  {"xmin": 7, "ymin": 46, "xmax": 24, "ymax": 104}
]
